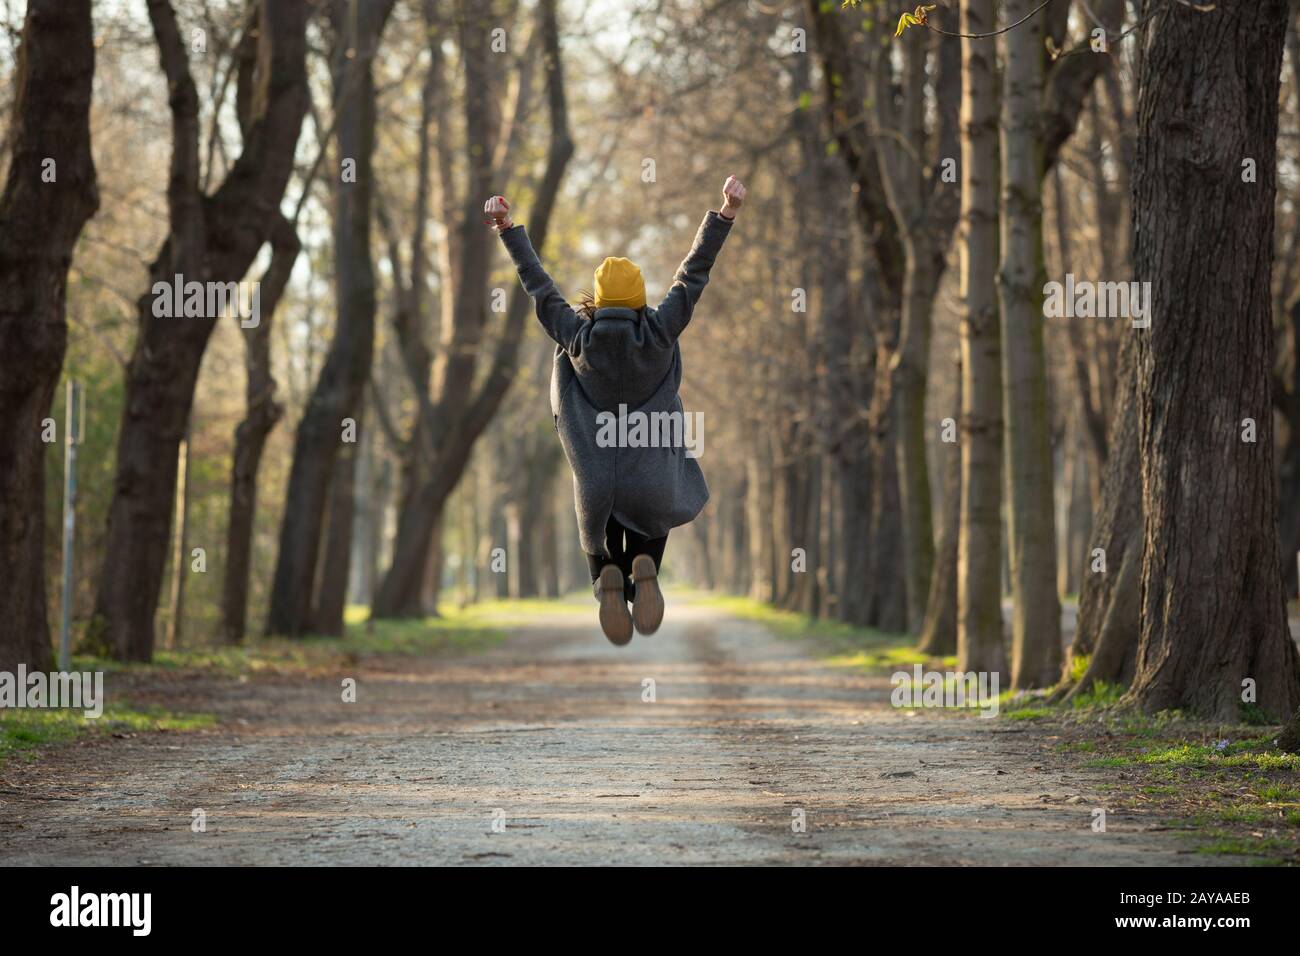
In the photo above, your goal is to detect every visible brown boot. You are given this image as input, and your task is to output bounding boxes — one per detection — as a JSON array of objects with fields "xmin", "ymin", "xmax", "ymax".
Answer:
[
  {"xmin": 597, "ymin": 565, "xmax": 633, "ymax": 645},
  {"xmin": 631, "ymin": 554, "xmax": 664, "ymax": 635}
]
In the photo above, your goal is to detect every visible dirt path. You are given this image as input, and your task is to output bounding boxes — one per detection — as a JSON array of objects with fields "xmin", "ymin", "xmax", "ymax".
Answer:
[{"xmin": 0, "ymin": 597, "xmax": 1213, "ymax": 865}]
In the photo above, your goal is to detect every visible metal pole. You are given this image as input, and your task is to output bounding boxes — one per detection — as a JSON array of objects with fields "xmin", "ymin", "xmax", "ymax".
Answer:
[{"xmin": 59, "ymin": 380, "xmax": 81, "ymax": 672}]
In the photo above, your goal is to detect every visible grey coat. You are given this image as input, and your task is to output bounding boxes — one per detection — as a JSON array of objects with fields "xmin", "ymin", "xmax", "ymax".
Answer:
[{"xmin": 500, "ymin": 211, "xmax": 734, "ymax": 556}]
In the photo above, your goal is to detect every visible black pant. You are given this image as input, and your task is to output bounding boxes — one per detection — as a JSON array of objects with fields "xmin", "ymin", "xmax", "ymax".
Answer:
[{"xmin": 585, "ymin": 514, "xmax": 668, "ymax": 584}]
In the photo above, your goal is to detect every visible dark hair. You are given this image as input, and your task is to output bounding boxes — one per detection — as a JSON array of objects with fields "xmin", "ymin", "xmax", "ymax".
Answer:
[{"xmin": 576, "ymin": 289, "xmax": 597, "ymax": 320}]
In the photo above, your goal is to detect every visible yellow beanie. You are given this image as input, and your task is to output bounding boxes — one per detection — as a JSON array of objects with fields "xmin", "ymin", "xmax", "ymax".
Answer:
[{"xmin": 593, "ymin": 256, "xmax": 646, "ymax": 310}]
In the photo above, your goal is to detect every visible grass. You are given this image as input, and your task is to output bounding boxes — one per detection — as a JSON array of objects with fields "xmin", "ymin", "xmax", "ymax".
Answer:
[
  {"xmin": 1258, "ymin": 784, "xmax": 1300, "ymax": 801},
  {"xmin": 69, "ymin": 600, "xmax": 539, "ymax": 679},
  {"xmin": 5, "ymin": 598, "xmax": 563, "ymax": 769},
  {"xmin": 1194, "ymin": 832, "xmax": 1296, "ymax": 858},
  {"xmin": 1056, "ymin": 720, "xmax": 1300, "ymax": 864},
  {"xmin": 692, "ymin": 593, "xmax": 956, "ymax": 671},
  {"xmin": 1096, "ymin": 736, "xmax": 1300, "ymax": 772},
  {"xmin": 0, "ymin": 705, "xmax": 215, "ymax": 768}
]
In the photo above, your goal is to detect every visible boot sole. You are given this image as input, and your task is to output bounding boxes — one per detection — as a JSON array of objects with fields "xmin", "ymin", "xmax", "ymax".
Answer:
[
  {"xmin": 597, "ymin": 565, "xmax": 633, "ymax": 645},
  {"xmin": 631, "ymin": 554, "xmax": 664, "ymax": 635}
]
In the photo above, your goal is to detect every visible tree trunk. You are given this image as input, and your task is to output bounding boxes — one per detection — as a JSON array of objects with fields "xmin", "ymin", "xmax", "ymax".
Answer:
[
  {"xmin": 917, "ymin": 353, "xmax": 961, "ymax": 656},
  {"xmin": 836, "ymin": 451, "xmax": 873, "ymax": 625},
  {"xmin": 0, "ymin": 0, "xmax": 98, "ymax": 673},
  {"xmin": 93, "ymin": 0, "xmax": 308, "ymax": 660},
  {"xmin": 746, "ymin": 441, "xmax": 775, "ymax": 602},
  {"xmin": 771, "ymin": 427, "xmax": 799, "ymax": 608},
  {"xmin": 956, "ymin": 0, "xmax": 1007, "ymax": 677},
  {"xmin": 268, "ymin": 0, "xmax": 393, "ymax": 636},
  {"xmin": 1063, "ymin": 336, "xmax": 1142, "ymax": 697},
  {"xmin": 421, "ymin": 516, "xmax": 445, "ymax": 612},
  {"xmin": 539, "ymin": 494, "xmax": 561, "ymax": 598},
  {"xmin": 1275, "ymin": 299, "xmax": 1300, "ymax": 595},
  {"xmin": 313, "ymin": 409, "xmax": 364, "ymax": 635},
  {"xmin": 799, "ymin": 458, "xmax": 822, "ymax": 617},
  {"xmin": 999, "ymin": 0, "xmax": 1061, "ymax": 688},
  {"xmin": 866, "ymin": 360, "xmax": 908, "ymax": 632},
  {"xmin": 220, "ymin": 217, "xmax": 296, "ymax": 644},
  {"xmin": 1127, "ymin": 0, "xmax": 1300, "ymax": 720},
  {"xmin": 164, "ymin": 423, "xmax": 192, "ymax": 649}
]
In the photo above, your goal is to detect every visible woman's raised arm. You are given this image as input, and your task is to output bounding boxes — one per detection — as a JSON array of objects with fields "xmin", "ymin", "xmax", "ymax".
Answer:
[
  {"xmin": 485, "ymin": 195, "xmax": 582, "ymax": 353},
  {"xmin": 648, "ymin": 176, "xmax": 745, "ymax": 343}
]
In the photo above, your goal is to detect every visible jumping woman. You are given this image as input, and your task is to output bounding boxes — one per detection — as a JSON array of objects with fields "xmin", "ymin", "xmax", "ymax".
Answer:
[{"xmin": 484, "ymin": 175, "xmax": 746, "ymax": 644}]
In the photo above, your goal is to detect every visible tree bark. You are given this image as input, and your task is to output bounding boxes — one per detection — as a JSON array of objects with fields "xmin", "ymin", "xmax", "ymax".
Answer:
[
  {"xmin": 998, "ymin": 0, "xmax": 1061, "ymax": 688},
  {"xmin": 956, "ymin": 0, "xmax": 1007, "ymax": 677},
  {"xmin": 1127, "ymin": 0, "xmax": 1300, "ymax": 720},
  {"xmin": 0, "ymin": 0, "xmax": 99, "ymax": 673},
  {"xmin": 313, "ymin": 407, "xmax": 365, "ymax": 635},
  {"xmin": 746, "ymin": 439, "xmax": 775, "ymax": 602},
  {"xmin": 918, "ymin": 352, "xmax": 961, "ymax": 656},
  {"xmin": 92, "ymin": 0, "xmax": 308, "ymax": 660},
  {"xmin": 1275, "ymin": 299, "xmax": 1300, "ymax": 594},
  {"xmin": 866, "ymin": 357, "xmax": 908, "ymax": 632},
  {"xmin": 1063, "ymin": 336, "xmax": 1142, "ymax": 698},
  {"xmin": 164, "ymin": 422, "xmax": 192, "ymax": 649}
]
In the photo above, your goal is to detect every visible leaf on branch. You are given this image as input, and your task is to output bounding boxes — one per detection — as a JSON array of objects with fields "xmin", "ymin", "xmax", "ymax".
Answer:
[{"xmin": 893, "ymin": 5, "xmax": 936, "ymax": 38}]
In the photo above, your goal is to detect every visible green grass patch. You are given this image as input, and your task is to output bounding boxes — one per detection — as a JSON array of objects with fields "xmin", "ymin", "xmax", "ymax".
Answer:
[
  {"xmin": 0, "ymin": 705, "xmax": 215, "ymax": 768},
  {"xmin": 693, "ymin": 593, "xmax": 956, "ymax": 670},
  {"xmin": 1133, "ymin": 738, "xmax": 1300, "ymax": 772},
  {"xmin": 1005, "ymin": 707, "xmax": 1051, "ymax": 721},
  {"xmin": 1068, "ymin": 680, "xmax": 1126, "ymax": 710},
  {"xmin": 1192, "ymin": 831, "xmax": 1295, "ymax": 859},
  {"xmin": 1239, "ymin": 702, "xmax": 1275, "ymax": 726},
  {"xmin": 1258, "ymin": 785, "xmax": 1300, "ymax": 802},
  {"xmin": 72, "ymin": 601, "xmax": 530, "ymax": 678},
  {"xmin": 1058, "ymin": 740, "xmax": 1098, "ymax": 753},
  {"xmin": 1082, "ymin": 756, "xmax": 1133, "ymax": 769},
  {"xmin": 1067, "ymin": 653, "xmax": 1090, "ymax": 683}
]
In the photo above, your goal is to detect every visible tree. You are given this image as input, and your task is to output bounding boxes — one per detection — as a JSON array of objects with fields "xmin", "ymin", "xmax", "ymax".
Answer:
[
  {"xmin": 802, "ymin": 3, "xmax": 962, "ymax": 635},
  {"xmin": 804, "ymin": 0, "xmax": 908, "ymax": 631},
  {"xmin": 956, "ymin": 0, "xmax": 1006, "ymax": 677},
  {"xmin": 0, "ymin": 0, "xmax": 99, "ymax": 673},
  {"xmin": 373, "ymin": 0, "xmax": 575, "ymax": 618},
  {"xmin": 90, "ymin": 0, "xmax": 308, "ymax": 660},
  {"xmin": 997, "ymin": 0, "xmax": 1060, "ymax": 687},
  {"xmin": 1127, "ymin": 0, "xmax": 1300, "ymax": 720},
  {"xmin": 267, "ymin": 0, "xmax": 395, "ymax": 637}
]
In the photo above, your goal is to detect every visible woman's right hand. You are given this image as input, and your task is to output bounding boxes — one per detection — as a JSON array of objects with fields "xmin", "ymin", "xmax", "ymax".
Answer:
[
  {"xmin": 719, "ymin": 175, "xmax": 746, "ymax": 219},
  {"xmin": 484, "ymin": 195, "xmax": 513, "ymax": 232}
]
